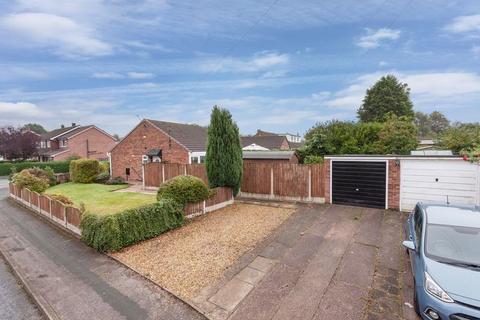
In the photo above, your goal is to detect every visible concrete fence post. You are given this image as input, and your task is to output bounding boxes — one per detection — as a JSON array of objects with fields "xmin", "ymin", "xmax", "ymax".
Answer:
[
  {"xmin": 28, "ymin": 189, "xmax": 32, "ymax": 208},
  {"xmin": 162, "ymin": 164, "xmax": 165, "ymax": 183},
  {"xmin": 308, "ymin": 166, "xmax": 312, "ymax": 201},
  {"xmin": 142, "ymin": 164, "xmax": 145, "ymax": 189},
  {"xmin": 49, "ymin": 198, "xmax": 52, "ymax": 219},
  {"xmin": 63, "ymin": 205, "xmax": 68, "ymax": 228},
  {"xmin": 184, "ymin": 165, "xmax": 187, "ymax": 176}
]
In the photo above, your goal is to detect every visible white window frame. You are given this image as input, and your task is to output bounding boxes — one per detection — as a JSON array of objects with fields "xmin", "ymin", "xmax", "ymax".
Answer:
[{"xmin": 189, "ymin": 151, "xmax": 206, "ymax": 164}]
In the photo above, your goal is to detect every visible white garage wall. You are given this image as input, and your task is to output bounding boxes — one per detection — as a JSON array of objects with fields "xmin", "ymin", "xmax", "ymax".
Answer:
[{"xmin": 400, "ymin": 159, "xmax": 480, "ymax": 212}]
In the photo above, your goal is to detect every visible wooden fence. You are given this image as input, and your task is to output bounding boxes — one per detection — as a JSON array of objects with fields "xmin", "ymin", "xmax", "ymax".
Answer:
[
  {"xmin": 8, "ymin": 183, "xmax": 83, "ymax": 235},
  {"xmin": 143, "ymin": 162, "xmax": 326, "ymax": 203},
  {"xmin": 184, "ymin": 187, "xmax": 234, "ymax": 218}
]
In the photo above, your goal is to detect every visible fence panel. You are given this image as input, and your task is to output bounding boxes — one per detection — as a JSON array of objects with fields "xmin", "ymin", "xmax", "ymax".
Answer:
[
  {"xmin": 14, "ymin": 184, "xmax": 22, "ymax": 198},
  {"xmin": 66, "ymin": 207, "xmax": 82, "ymax": 228},
  {"xmin": 206, "ymin": 187, "xmax": 233, "ymax": 207},
  {"xmin": 241, "ymin": 163, "xmax": 271, "ymax": 194},
  {"xmin": 39, "ymin": 195, "xmax": 50, "ymax": 214},
  {"xmin": 50, "ymin": 200, "xmax": 65, "ymax": 221},
  {"xmin": 186, "ymin": 164, "xmax": 208, "ymax": 184},
  {"xmin": 144, "ymin": 162, "xmax": 162, "ymax": 187},
  {"xmin": 273, "ymin": 164, "xmax": 309, "ymax": 197},
  {"xmin": 30, "ymin": 191, "xmax": 40, "ymax": 208},
  {"xmin": 310, "ymin": 164, "xmax": 326, "ymax": 197},
  {"xmin": 164, "ymin": 164, "xmax": 186, "ymax": 181},
  {"xmin": 21, "ymin": 188, "xmax": 30, "ymax": 202}
]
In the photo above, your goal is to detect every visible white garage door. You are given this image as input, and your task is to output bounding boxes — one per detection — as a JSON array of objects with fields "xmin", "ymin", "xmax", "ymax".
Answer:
[{"xmin": 400, "ymin": 159, "xmax": 479, "ymax": 212}]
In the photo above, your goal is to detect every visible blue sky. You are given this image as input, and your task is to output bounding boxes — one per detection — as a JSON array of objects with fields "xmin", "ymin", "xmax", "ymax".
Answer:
[{"xmin": 0, "ymin": 0, "xmax": 479, "ymax": 136}]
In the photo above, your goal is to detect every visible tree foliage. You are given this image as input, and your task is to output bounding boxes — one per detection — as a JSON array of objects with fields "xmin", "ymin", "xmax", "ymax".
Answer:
[
  {"xmin": 206, "ymin": 106, "xmax": 243, "ymax": 195},
  {"xmin": 358, "ymin": 75, "xmax": 414, "ymax": 122},
  {"xmin": 301, "ymin": 116, "xmax": 418, "ymax": 159},
  {"xmin": 429, "ymin": 111, "xmax": 450, "ymax": 136},
  {"xmin": 23, "ymin": 123, "xmax": 47, "ymax": 134},
  {"xmin": 0, "ymin": 127, "xmax": 39, "ymax": 160},
  {"xmin": 440, "ymin": 123, "xmax": 480, "ymax": 154}
]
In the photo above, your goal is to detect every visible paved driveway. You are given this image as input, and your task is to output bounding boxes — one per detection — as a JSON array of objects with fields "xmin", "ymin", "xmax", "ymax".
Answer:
[{"xmin": 196, "ymin": 204, "xmax": 420, "ymax": 320}]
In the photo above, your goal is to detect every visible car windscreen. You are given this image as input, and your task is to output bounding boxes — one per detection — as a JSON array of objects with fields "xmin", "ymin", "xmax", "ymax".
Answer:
[{"xmin": 425, "ymin": 223, "xmax": 480, "ymax": 266}]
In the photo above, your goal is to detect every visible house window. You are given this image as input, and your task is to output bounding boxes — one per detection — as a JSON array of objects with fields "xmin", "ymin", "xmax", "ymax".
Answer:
[
  {"xmin": 191, "ymin": 156, "xmax": 199, "ymax": 164},
  {"xmin": 40, "ymin": 141, "xmax": 46, "ymax": 148},
  {"xmin": 46, "ymin": 141, "xmax": 51, "ymax": 148},
  {"xmin": 60, "ymin": 140, "xmax": 67, "ymax": 148},
  {"xmin": 200, "ymin": 156, "xmax": 205, "ymax": 164}
]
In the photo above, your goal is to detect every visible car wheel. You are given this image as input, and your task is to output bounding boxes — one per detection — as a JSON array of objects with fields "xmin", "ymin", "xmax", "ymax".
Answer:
[{"xmin": 413, "ymin": 283, "xmax": 420, "ymax": 316}]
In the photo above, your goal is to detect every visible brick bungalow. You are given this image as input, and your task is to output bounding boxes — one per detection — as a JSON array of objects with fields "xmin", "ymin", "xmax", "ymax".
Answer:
[
  {"xmin": 110, "ymin": 119, "xmax": 208, "ymax": 181},
  {"xmin": 38, "ymin": 124, "xmax": 117, "ymax": 162},
  {"xmin": 243, "ymin": 151, "xmax": 299, "ymax": 164},
  {"xmin": 241, "ymin": 135, "xmax": 291, "ymax": 151}
]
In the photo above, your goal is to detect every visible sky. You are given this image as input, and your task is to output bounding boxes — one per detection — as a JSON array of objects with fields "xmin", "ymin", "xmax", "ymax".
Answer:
[{"xmin": 0, "ymin": 0, "xmax": 479, "ymax": 136}]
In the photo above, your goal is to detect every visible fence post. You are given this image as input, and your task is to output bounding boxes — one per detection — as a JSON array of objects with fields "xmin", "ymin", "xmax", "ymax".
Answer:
[
  {"xmin": 49, "ymin": 198, "xmax": 52, "ymax": 219},
  {"xmin": 184, "ymin": 165, "xmax": 187, "ymax": 176},
  {"xmin": 28, "ymin": 189, "xmax": 32, "ymax": 207},
  {"xmin": 142, "ymin": 164, "xmax": 145, "ymax": 189},
  {"xmin": 162, "ymin": 164, "xmax": 165, "ymax": 183},
  {"xmin": 308, "ymin": 166, "xmax": 312, "ymax": 201},
  {"xmin": 270, "ymin": 166, "xmax": 274, "ymax": 197},
  {"xmin": 64, "ymin": 205, "xmax": 68, "ymax": 228}
]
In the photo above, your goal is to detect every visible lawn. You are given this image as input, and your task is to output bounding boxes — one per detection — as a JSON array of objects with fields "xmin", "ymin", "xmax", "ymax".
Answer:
[{"xmin": 45, "ymin": 183, "xmax": 156, "ymax": 215}]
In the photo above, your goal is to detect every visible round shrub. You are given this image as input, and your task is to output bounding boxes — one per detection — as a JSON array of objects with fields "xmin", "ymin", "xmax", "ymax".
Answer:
[
  {"xmin": 48, "ymin": 194, "xmax": 74, "ymax": 205},
  {"xmin": 157, "ymin": 175, "xmax": 211, "ymax": 206},
  {"xmin": 99, "ymin": 161, "xmax": 110, "ymax": 173},
  {"xmin": 12, "ymin": 170, "xmax": 49, "ymax": 193},
  {"xmin": 70, "ymin": 159, "xmax": 101, "ymax": 183},
  {"xmin": 95, "ymin": 171, "xmax": 110, "ymax": 184}
]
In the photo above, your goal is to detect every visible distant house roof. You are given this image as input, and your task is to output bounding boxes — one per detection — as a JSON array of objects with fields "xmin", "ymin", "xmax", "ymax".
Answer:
[
  {"xmin": 243, "ymin": 150, "xmax": 298, "ymax": 160},
  {"xmin": 255, "ymin": 129, "xmax": 300, "ymax": 137},
  {"xmin": 147, "ymin": 119, "xmax": 208, "ymax": 152},
  {"xmin": 242, "ymin": 143, "xmax": 270, "ymax": 151},
  {"xmin": 40, "ymin": 125, "xmax": 79, "ymax": 140},
  {"xmin": 241, "ymin": 135, "xmax": 287, "ymax": 150},
  {"xmin": 411, "ymin": 150, "xmax": 453, "ymax": 156},
  {"xmin": 288, "ymin": 141, "xmax": 304, "ymax": 149},
  {"xmin": 54, "ymin": 125, "xmax": 93, "ymax": 140}
]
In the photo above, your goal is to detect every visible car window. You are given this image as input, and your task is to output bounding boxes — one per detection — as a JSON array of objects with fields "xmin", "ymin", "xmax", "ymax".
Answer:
[{"xmin": 414, "ymin": 207, "xmax": 423, "ymax": 247}]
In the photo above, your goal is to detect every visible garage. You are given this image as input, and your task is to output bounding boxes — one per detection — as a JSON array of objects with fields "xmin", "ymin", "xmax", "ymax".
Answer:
[
  {"xmin": 331, "ymin": 160, "xmax": 387, "ymax": 209},
  {"xmin": 400, "ymin": 158, "xmax": 479, "ymax": 211}
]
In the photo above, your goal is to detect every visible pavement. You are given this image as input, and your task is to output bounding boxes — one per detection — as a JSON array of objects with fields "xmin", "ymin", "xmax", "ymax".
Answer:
[
  {"xmin": 193, "ymin": 204, "xmax": 421, "ymax": 320},
  {"xmin": 0, "ymin": 180, "xmax": 206, "ymax": 320}
]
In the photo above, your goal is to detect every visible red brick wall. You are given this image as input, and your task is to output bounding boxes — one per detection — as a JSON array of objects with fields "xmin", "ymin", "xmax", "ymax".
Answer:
[
  {"xmin": 54, "ymin": 127, "xmax": 117, "ymax": 161},
  {"xmin": 110, "ymin": 120, "xmax": 189, "ymax": 181},
  {"xmin": 279, "ymin": 138, "xmax": 290, "ymax": 150},
  {"xmin": 324, "ymin": 159, "xmax": 331, "ymax": 203},
  {"xmin": 388, "ymin": 159, "xmax": 400, "ymax": 210}
]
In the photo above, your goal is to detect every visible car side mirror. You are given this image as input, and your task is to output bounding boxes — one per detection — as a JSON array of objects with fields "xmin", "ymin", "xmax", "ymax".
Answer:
[{"xmin": 402, "ymin": 240, "xmax": 416, "ymax": 251}]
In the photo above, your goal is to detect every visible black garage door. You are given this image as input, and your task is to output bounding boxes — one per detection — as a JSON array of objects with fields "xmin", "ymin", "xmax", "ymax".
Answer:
[{"xmin": 332, "ymin": 161, "xmax": 386, "ymax": 209}]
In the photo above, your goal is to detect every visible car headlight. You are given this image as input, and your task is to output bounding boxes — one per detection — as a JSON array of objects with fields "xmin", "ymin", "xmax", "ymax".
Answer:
[{"xmin": 425, "ymin": 272, "xmax": 454, "ymax": 303}]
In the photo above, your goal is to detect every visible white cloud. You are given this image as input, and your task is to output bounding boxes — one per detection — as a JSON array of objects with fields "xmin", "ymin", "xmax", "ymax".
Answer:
[
  {"xmin": 199, "ymin": 51, "xmax": 290, "ymax": 73},
  {"xmin": 92, "ymin": 72, "xmax": 124, "ymax": 79},
  {"xmin": 445, "ymin": 14, "xmax": 480, "ymax": 33},
  {"xmin": 356, "ymin": 28, "xmax": 401, "ymax": 49},
  {"xmin": 1, "ymin": 13, "xmax": 113, "ymax": 58},
  {"xmin": 127, "ymin": 72, "xmax": 155, "ymax": 79},
  {"xmin": 325, "ymin": 71, "xmax": 480, "ymax": 110},
  {"xmin": 379, "ymin": 61, "xmax": 388, "ymax": 67},
  {"xmin": 0, "ymin": 101, "xmax": 45, "ymax": 118}
]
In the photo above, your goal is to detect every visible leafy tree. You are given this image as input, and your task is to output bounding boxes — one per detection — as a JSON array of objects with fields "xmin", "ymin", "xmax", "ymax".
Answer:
[
  {"xmin": 112, "ymin": 133, "xmax": 121, "ymax": 141},
  {"xmin": 206, "ymin": 106, "xmax": 243, "ymax": 195},
  {"xmin": 414, "ymin": 112, "xmax": 432, "ymax": 138},
  {"xmin": 23, "ymin": 123, "xmax": 47, "ymax": 134},
  {"xmin": 440, "ymin": 123, "xmax": 480, "ymax": 154},
  {"xmin": 0, "ymin": 127, "xmax": 39, "ymax": 160},
  {"xmin": 358, "ymin": 75, "xmax": 414, "ymax": 122},
  {"xmin": 429, "ymin": 111, "xmax": 450, "ymax": 136},
  {"xmin": 375, "ymin": 115, "xmax": 418, "ymax": 154}
]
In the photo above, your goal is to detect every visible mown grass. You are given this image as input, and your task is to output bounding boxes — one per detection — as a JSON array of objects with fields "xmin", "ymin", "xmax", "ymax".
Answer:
[{"xmin": 45, "ymin": 183, "xmax": 156, "ymax": 215}]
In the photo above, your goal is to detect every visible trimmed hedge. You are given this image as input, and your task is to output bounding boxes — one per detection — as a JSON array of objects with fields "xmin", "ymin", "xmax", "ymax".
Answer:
[
  {"xmin": 12, "ymin": 170, "xmax": 50, "ymax": 193},
  {"xmin": 0, "ymin": 160, "xmax": 70, "ymax": 176},
  {"xmin": 70, "ymin": 159, "xmax": 101, "ymax": 183},
  {"xmin": 157, "ymin": 175, "xmax": 211, "ymax": 206},
  {"xmin": 80, "ymin": 199, "xmax": 184, "ymax": 252}
]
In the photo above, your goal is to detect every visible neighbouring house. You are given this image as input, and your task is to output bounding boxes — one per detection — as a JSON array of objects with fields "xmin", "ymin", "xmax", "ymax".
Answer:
[
  {"xmin": 37, "ymin": 123, "xmax": 117, "ymax": 162},
  {"xmin": 416, "ymin": 138, "xmax": 438, "ymax": 151},
  {"xmin": 241, "ymin": 135, "xmax": 290, "ymax": 151},
  {"xmin": 245, "ymin": 129, "xmax": 305, "ymax": 150},
  {"xmin": 110, "ymin": 119, "xmax": 208, "ymax": 181},
  {"xmin": 243, "ymin": 151, "xmax": 300, "ymax": 164}
]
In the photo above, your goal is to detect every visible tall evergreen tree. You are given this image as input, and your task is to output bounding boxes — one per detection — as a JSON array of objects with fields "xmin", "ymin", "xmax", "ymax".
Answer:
[
  {"xmin": 358, "ymin": 75, "xmax": 414, "ymax": 122},
  {"xmin": 206, "ymin": 106, "xmax": 243, "ymax": 195}
]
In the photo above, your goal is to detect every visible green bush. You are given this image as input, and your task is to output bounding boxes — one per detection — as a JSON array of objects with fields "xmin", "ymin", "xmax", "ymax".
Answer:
[
  {"xmin": 12, "ymin": 170, "xmax": 50, "ymax": 193},
  {"xmin": 99, "ymin": 161, "xmax": 109, "ymax": 173},
  {"xmin": 48, "ymin": 194, "xmax": 73, "ymax": 205},
  {"xmin": 95, "ymin": 171, "xmax": 110, "ymax": 183},
  {"xmin": 157, "ymin": 175, "xmax": 211, "ymax": 206},
  {"xmin": 304, "ymin": 155, "xmax": 324, "ymax": 164},
  {"xmin": 0, "ymin": 160, "xmax": 70, "ymax": 176},
  {"xmin": 80, "ymin": 199, "xmax": 184, "ymax": 252},
  {"xmin": 70, "ymin": 159, "xmax": 101, "ymax": 183},
  {"xmin": 105, "ymin": 176, "xmax": 125, "ymax": 185}
]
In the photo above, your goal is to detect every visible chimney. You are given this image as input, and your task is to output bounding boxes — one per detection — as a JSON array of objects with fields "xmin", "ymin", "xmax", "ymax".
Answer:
[
  {"xmin": 61, "ymin": 124, "xmax": 65, "ymax": 128},
  {"xmin": 72, "ymin": 122, "xmax": 76, "ymax": 127}
]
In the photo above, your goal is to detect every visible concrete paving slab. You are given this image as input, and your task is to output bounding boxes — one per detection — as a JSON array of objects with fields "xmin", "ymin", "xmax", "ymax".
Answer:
[
  {"xmin": 234, "ymin": 267, "xmax": 265, "ymax": 285},
  {"xmin": 249, "ymin": 256, "xmax": 275, "ymax": 273},
  {"xmin": 334, "ymin": 242, "xmax": 377, "ymax": 289},
  {"xmin": 209, "ymin": 278, "xmax": 253, "ymax": 312},
  {"xmin": 259, "ymin": 241, "xmax": 288, "ymax": 260},
  {"xmin": 280, "ymin": 233, "xmax": 323, "ymax": 270},
  {"xmin": 354, "ymin": 208, "xmax": 384, "ymax": 246}
]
